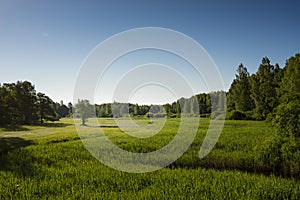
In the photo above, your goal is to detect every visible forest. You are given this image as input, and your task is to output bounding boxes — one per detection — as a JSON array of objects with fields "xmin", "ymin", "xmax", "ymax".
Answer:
[{"xmin": 1, "ymin": 53, "xmax": 299, "ymax": 124}]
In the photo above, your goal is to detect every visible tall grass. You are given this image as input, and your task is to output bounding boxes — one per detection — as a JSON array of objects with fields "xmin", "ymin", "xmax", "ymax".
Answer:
[{"xmin": 0, "ymin": 118, "xmax": 299, "ymax": 199}]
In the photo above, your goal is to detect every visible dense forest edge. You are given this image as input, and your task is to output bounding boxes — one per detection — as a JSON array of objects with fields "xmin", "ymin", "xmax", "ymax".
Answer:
[{"xmin": 0, "ymin": 53, "xmax": 299, "ymax": 178}]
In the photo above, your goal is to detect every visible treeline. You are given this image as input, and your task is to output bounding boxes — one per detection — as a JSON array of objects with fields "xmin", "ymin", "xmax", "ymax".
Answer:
[
  {"xmin": 227, "ymin": 58, "xmax": 282, "ymax": 120},
  {"xmin": 0, "ymin": 81, "xmax": 73, "ymax": 127},
  {"xmin": 1, "ymin": 53, "xmax": 298, "ymax": 125},
  {"xmin": 90, "ymin": 54, "xmax": 297, "ymax": 121},
  {"xmin": 93, "ymin": 92, "xmax": 225, "ymax": 119},
  {"xmin": 226, "ymin": 53, "xmax": 299, "ymax": 122},
  {"xmin": 246, "ymin": 53, "xmax": 299, "ymax": 178}
]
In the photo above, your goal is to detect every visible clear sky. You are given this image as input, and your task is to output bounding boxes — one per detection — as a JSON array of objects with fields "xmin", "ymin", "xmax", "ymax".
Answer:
[{"xmin": 0, "ymin": 0, "xmax": 299, "ymax": 104}]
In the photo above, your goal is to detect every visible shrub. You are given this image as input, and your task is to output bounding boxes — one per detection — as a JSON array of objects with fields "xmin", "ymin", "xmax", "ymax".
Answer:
[
  {"xmin": 254, "ymin": 100, "xmax": 300, "ymax": 178},
  {"xmin": 272, "ymin": 100, "xmax": 300, "ymax": 138},
  {"xmin": 226, "ymin": 110, "xmax": 246, "ymax": 120},
  {"xmin": 210, "ymin": 111, "xmax": 226, "ymax": 120},
  {"xmin": 244, "ymin": 111, "xmax": 255, "ymax": 120}
]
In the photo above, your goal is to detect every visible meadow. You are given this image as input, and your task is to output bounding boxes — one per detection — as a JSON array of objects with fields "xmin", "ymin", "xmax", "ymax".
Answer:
[{"xmin": 0, "ymin": 118, "xmax": 299, "ymax": 199}]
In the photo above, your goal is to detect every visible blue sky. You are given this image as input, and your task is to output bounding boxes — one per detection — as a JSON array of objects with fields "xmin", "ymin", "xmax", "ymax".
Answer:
[{"xmin": 0, "ymin": 0, "xmax": 299, "ymax": 104}]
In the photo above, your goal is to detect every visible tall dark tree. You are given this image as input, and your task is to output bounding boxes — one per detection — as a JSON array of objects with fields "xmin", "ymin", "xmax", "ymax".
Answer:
[
  {"xmin": 57, "ymin": 101, "xmax": 69, "ymax": 118},
  {"xmin": 279, "ymin": 53, "xmax": 300, "ymax": 103},
  {"xmin": 257, "ymin": 54, "xmax": 300, "ymax": 178},
  {"xmin": 228, "ymin": 64, "xmax": 254, "ymax": 112},
  {"xmin": 68, "ymin": 102, "xmax": 74, "ymax": 116},
  {"xmin": 37, "ymin": 92, "xmax": 58, "ymax": 123},
  {"xmin": 274, "ymin": 53, "xmax": 300, "ymax": 138},
  {"xmin": 15, "ymin": 81, "xmax": 38, "ymax": 124},
  {"xmin": 0, "ymin": 85, "xmax": 10, "ymax": 126},
  {"xmin": 133, "ymin": 104, "xmax": 140, "ymax": 116},
  {"xmin": 227, "ymin": 80, "xmax": 237, "ymax": 112},
  {"xmin": 250, "ymin": 57, "xmax": 279, "ymax": 120},
  {"xmin": 196, "ymin": 93, "xmax": 210, "ymax": 114}
]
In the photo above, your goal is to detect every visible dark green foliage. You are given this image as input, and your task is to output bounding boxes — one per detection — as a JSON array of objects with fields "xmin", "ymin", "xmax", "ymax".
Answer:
[
  {"xmin": 227, "ymin": 110, "xmax": 247, "ymax": 120},
  {"xmin": 254, "ymin": 134, "xmax": 300, "ymax": 178},
  {"xmin": 93, "ymin": 94, "xmax": 212, "ymax": 119},
  {"xmin": 37, "ymin": 93, "xmax": 59, "ymax": 123},
  {"xmin": 273, "ymin": 101, "xmax": 300, "ymax": 138},
  {"xmin": 227, "ymin": 64, "xmax": 254, "ymax": 112},
  {"xmin": 255, "ymin": 54, "xmax": 300, "ymax": 179},
  {"xmin": 57, "ymin": 101, "xmax": 69, "ymax": 118},
  {"xmin": 0, "ymin": 81, "xmax": 59, "ymax": 126},
  {"xmin": 195, "ymin": 93, "xmax": 211, "ymax": 114},
  {"xmin": 250, "ymin": 58, "xmax": 280, "ymax": 120},
  {"xmin": 279, "ymin": 53, "xmax": 300, "ymax": 103}
]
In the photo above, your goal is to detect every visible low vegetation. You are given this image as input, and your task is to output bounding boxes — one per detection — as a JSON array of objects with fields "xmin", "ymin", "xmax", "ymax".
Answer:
[{"xmin": 0, "ymin": 118, "xmax": 299, "ymax": 199}]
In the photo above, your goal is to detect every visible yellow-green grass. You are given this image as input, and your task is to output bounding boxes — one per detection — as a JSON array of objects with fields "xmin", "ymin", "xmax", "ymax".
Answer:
[{"xmin": 0, "ymin": 118, "xmax": 299, "ymax": 199}]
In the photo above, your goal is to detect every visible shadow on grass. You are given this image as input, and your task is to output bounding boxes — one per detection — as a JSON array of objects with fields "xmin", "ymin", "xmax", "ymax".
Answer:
[
  {"xmin": 34, "ymin": 122, "xmax": 73, "ymax": 128},
  {"xmin": 2, "ymin": 122, "xmax": 73, "ymax": 131},
  {"xmin": 84, "ymin": 124, "xmax": 119, "ymax": 128},
  {"xmin": 0, "ymin": 137, "xmax": 34, "ymax": 154},
  {"xmin": 46, "ymin": 137, "xmax": 81, "ymax": 144},
  {"xmin": 167, "ymin": 157, "xmax": 299, "ymax": 180},
  {"xmin": 0, "ymin": 137, "xmax": 40, "ymax": 177},
  {"xmin": 3, "ymin": 126, "xmax": 30, "ymax": 131}
]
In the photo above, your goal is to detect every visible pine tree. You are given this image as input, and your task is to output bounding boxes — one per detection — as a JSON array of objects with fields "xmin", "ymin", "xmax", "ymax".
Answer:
[
  {"xmin": 227, "ymin": 64, "xmax": 253, "ymax": 112},
  {"xmin": 250, "ymin": 57, "xmax": 279, "ymax": 120}
]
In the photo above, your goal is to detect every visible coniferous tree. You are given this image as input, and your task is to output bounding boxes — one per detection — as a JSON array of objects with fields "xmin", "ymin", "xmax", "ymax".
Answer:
[
  {"xmin": 230, "ymin": 64, "xmax": 253, "ymax": 112},
  {"xmin": 250, "ymin": 57, "xmax": 278, "ymax": 120}
]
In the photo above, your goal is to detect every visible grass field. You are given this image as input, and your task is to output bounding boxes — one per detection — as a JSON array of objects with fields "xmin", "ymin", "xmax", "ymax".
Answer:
[{"xmin": 0, "ymin": 118, "xmax": 299, "ymax": 199}]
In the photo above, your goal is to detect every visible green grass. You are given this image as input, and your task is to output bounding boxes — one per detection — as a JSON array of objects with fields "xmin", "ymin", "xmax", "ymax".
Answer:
[{"xmin": 0, "ymin": 118, "xmax": 299, "ymax": 199}]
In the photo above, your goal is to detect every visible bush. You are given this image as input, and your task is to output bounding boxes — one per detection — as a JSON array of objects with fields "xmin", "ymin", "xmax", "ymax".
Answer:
[
  {"xmin": 272, "ymin": 100, "xmax": 300, "ymax": 138},
  {"xmin": 168, "ymin": 114, "xmax": 178, "ymax": 118},
  {"xmin": 226, "ymin": 110, "xmax": 246, "ymax": 120},
  {"xmin": 253, "ymin": 136, "xmax": 283, "ymax": 174},
  {"xmin": 254, "ymin": 136, "xmax": 300, "ymax": 178},
  {"xmin": 210, "ymin": 111, "xmax": 226, "ymax": 120},
  {"xmin": 151, "ymin": 113, "xmax": 167, "ymax": 118},
  {"xmin": 244, "ymin": 111, "xmax": 255, "ymax": 120},
  {"xmin": 254, "ymin": 100, "xmax": 300, "ymax": 178}
]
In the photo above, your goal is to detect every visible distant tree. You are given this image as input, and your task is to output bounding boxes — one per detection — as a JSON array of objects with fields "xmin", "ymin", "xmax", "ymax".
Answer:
[
  {"xmin": 67, "ymin": 102, "xmax": 74, "ymax": 116},
  {"xmin": 190, "ymin": 96, "xmax": 199, "ymax": 115},
  {"xmin": 57, "ymin": 101, "xmax": 69, "ymax": 118},
  {"xmin": 75, "ymin": 99, "xmax": 94, "ymax": 125},
  {"xmin": 96, "ymin": 104, "xmax": 107, "ymax": 118},
  {"xmin": 37, "ymin": 92, "xmax": 58, "ymax": 123},
  {"xmin": 111, "ymin": 102, "xmax": 121, "ymax": 118},
  {"xmin": 0, "ymin": 85, "xmax": 10, "ymax": 126},
  {"xmin": 150, "ymin": 105, "xmax": 161, "ymax": 114},
  {"xmin": 105, "ymin": 103, "xmax": 112, "ymax": 117},
  {"xmin": 133, "ymin": 104, "xmax": 140, "ymax": 116},
  {"xmin": 179, "ymin": 98, "xmax": 190, "ymax": 114},
  {"xmin": 226, "ymin": 80, "xmax": 237, "ymax": 112},
  {"xmin": 163, "ymin": 103, "xmax": 172, "ymax": 117},
  {"xmin": 196, "ymin": 93, "xmax": 209, "ymax": 114}
]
